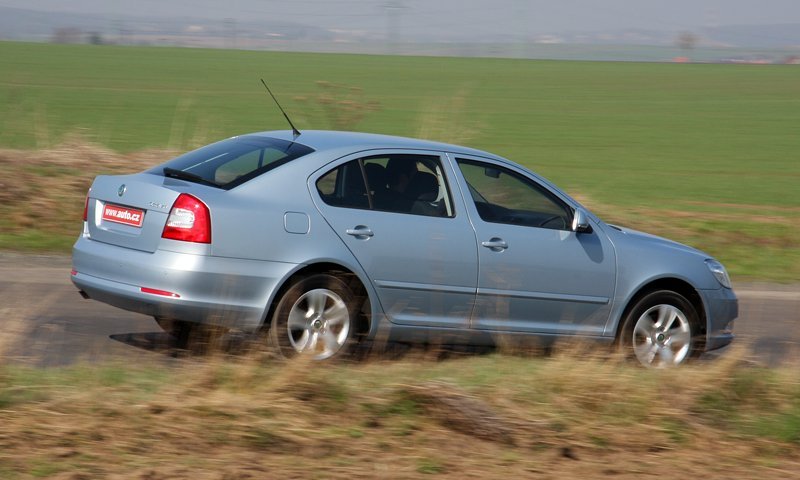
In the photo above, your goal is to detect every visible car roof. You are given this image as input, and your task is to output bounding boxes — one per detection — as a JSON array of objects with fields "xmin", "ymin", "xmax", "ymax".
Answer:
[{"xmin": 247, "ymin": 130, "xmax": 502, "ymax": 160}]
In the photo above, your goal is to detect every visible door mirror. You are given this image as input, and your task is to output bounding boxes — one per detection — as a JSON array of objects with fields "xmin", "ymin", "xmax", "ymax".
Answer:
[
  {"xmin": 484, "ymin": 167, "xmax": 501, "ymax": 179},
  {"xmin": 571, "ymin": 208, "xmax": 592, "ymax": 234}
]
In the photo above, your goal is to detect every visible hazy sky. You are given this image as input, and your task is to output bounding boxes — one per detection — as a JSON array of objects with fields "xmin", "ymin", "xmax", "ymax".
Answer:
[{"xmin": 3, "ymin": 0, "xmax": 800, "ymax": 34}]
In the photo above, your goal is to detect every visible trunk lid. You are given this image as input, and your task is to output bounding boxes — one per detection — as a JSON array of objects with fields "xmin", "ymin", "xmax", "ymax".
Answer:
[{"xmin": 86, "ymin": 173, "xmax": 183, "ymax": 253}]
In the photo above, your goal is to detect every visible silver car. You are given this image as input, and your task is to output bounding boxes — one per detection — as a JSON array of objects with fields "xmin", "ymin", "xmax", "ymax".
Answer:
[{"xmin": 71, "ymin": 130, "xmax": 737, "ymax": 367}]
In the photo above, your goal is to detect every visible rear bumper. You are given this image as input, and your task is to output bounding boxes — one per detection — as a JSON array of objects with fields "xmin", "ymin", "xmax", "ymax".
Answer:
[
  {"xmin": 700, "ymin": 286, "xmax": 738, "ymax": 351},
  {"xmin": 71, "ymin": 236, "xmax": 298, "ymax": 330}
]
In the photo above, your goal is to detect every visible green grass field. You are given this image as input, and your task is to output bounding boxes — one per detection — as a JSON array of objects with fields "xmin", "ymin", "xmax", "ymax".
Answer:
[{"xmin": 1, "ymin": 41, "xmax": 799, "ymax": 280}]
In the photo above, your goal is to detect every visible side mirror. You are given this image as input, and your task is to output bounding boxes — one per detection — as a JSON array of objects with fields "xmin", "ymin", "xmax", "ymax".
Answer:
[
  {"xmin": 571, "ymin": 208, "xmax": 593, "ymax": 234},
  {"xmin": 484, "ymin": 167, "xmax": 501, "ymax": 179}
]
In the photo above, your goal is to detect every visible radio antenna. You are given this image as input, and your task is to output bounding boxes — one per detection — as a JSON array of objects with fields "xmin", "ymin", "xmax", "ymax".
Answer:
[{"xmin": 260, "ymin": 79, "xmax": 301, "ymax": 139}]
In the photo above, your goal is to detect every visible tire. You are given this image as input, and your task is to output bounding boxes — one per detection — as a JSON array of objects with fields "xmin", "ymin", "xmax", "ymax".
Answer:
[
  {"xmin": 618, "ymin": 290, "xmax": 701, "ymax": 368},
  {"xmin": 270, "ymin": 273, "xmax": 361, "ymax": 360}
]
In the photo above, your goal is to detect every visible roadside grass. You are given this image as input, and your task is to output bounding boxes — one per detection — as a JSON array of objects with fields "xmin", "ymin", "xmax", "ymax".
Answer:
[
  {"xmin": 2, "ymin": 138, "xmax": 795, "ymax": 280},
  {"xmin": 1, "ymin": 41, "xmax": 799, "ymax": 280},
  {"xmin": 583, "ymin": 197, "xmax": 800, "ymax": 283},
  {"xmin": 1, "ymin": 348, "xmax": 799, "ymax": 478},
  {"xmin": 0, "ymin": 138, "xmax": 172, "ymax": 252}
]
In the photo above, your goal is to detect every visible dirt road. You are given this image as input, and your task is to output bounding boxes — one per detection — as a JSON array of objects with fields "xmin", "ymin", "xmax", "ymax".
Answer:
[{"xmin": 2, "ymin": 253, "xmax": 798, "ymax": 366}]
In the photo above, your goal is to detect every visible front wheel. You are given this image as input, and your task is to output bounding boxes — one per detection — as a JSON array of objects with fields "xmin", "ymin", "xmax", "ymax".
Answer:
[
  {"xmin": 270, "ymin": 274, "xmax": 360, "ymax": 360},
  {"xmin": 619, "ymin": 290, "xmax": 701, "ymax": 368}
]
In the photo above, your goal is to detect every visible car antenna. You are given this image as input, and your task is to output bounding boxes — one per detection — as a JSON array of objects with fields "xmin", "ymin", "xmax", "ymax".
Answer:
[{"xmin": 260, "ymin": 79, "xmax": 301, "ymax": 140}]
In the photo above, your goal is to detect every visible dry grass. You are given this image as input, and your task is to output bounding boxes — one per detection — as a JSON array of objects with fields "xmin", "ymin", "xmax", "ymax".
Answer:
[
  {"xmin": 0, "ymin": 138, "xmax": 797, "ymax": 280},
  {"xmin": 0, "ymin": 136, "xmax": 175, "ymax": 243},
  {"xmin": 1, "ymin": 347, "xmax": 799, "ymax": 479}
]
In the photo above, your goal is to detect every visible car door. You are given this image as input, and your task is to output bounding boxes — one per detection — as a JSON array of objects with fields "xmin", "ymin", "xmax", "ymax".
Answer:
[
  {"xmin": 311, "ymin": 151, "xmax": 478, "ymax": 328},
  {"xmin": 451, "ymin": 156, "xmax": 616, "ymax": 335}
]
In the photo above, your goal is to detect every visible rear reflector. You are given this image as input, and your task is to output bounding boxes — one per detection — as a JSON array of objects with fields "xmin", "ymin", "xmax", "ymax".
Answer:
[
  {"xmin": 140, "ymin": 287, "xmax": 180, "ymax": 298},
  {"xmin": 71, "ymin": 269, "xmax": 78, "ymax": 276},
  {"xmin": 161, "ymin": 193, "xmax": 211, "ymax": 243}
]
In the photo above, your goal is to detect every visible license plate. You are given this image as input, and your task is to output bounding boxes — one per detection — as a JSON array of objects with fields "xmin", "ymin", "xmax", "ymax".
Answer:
[{"xmin": 102, "ymin": 203, "xmax": 144, "ymax": 227}]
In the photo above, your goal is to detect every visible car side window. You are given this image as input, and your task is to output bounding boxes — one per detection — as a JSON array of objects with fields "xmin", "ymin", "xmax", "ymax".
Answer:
[
  {"xmin": 316, "ymin": 154, "xmax": 454, "ymax": 217},
  {"xmin": 316, "ymin": 160, "xmax": 369, "ymax": 209},
  {"xmin": 457, "ymin": 159, "xmax": 572, "ymax": 230}
]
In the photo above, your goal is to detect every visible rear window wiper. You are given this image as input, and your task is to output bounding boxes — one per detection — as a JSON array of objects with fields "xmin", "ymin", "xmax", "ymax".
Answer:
[{"xmin": 163, "ymin": 167, "xmax": 220, "ymax": 188}]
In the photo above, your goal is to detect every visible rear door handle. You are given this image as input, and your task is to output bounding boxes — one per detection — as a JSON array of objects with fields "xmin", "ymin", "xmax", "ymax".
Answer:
[
  {"xmin": 346, "ymin": 226, "xmax": 374, "ymax": 239},
  {"xmin": 481, "ymin": 237, "xmax": 508, "ymax": 251}
]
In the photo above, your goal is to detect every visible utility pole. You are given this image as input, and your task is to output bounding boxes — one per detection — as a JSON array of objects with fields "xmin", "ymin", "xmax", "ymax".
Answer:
[
  {"xmin": 383, "ymin": 1, "xmax": 406, "ymax": 55},
  {"xmin": 114, "ymin": 19, "xmax": 124, "ymax": 45},
  {"xmin": 224, "ymin": 17, "xmax": 237, "ymax": 49}
]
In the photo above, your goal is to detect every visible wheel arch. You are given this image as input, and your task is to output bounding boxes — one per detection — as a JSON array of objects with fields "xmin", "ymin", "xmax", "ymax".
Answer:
[
  {"xmin": 614, "ymin": 277, "xmax": 706, "ymax": 342},
  {"xmin": 262, "ymin": 261, "xmax": 375, "ymax": 338}
]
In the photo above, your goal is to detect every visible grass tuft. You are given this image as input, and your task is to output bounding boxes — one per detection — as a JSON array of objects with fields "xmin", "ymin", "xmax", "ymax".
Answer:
[{"xmin": 1, "ymin": 348, "xmax": 799, "ymax": 477}]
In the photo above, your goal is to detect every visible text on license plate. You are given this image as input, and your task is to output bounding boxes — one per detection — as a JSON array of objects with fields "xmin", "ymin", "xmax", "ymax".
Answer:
[{"xmin": 102, "ymin": 204, "xmax": 144, "ymax": 227}]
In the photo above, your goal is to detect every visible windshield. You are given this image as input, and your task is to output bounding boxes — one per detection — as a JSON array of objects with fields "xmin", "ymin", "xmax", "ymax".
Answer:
[{"xmin": 150, "ymin": 135, "xmax": 314, "ymax": 189}]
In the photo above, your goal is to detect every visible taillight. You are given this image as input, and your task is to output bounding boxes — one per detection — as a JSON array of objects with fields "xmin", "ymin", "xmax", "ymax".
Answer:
[
  {"xmin": 83, "ymin": 190, "xmax": 90, "ymax": 221},
  {"xmin": 161, "ymin": 193, "xmax": 211, "ymax": 243}
]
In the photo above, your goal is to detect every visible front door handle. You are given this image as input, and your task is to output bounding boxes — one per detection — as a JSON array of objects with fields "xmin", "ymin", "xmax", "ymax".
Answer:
[
  {"xmin": 481, "ymin": 237, "xmax": 508, "ymax": 252},
  {"xmin": 346, "ymin": 225, "xmax": 374, "ymax": 239}
]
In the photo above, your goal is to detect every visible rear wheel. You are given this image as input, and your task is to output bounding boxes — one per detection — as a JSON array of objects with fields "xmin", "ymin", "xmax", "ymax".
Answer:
[
  {"xmin": 270, "ymin": 274, "xmax": 360, "ymax": 360},
  {"xmin": 619, "ymin": 290, "xmax": 700, "ymax": 368}
]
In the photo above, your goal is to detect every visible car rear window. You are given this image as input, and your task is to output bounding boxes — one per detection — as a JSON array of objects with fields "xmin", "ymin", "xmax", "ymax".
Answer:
[{"xmin": 151, "ymin": 135, "xmax": 314, "ymax": 189}]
